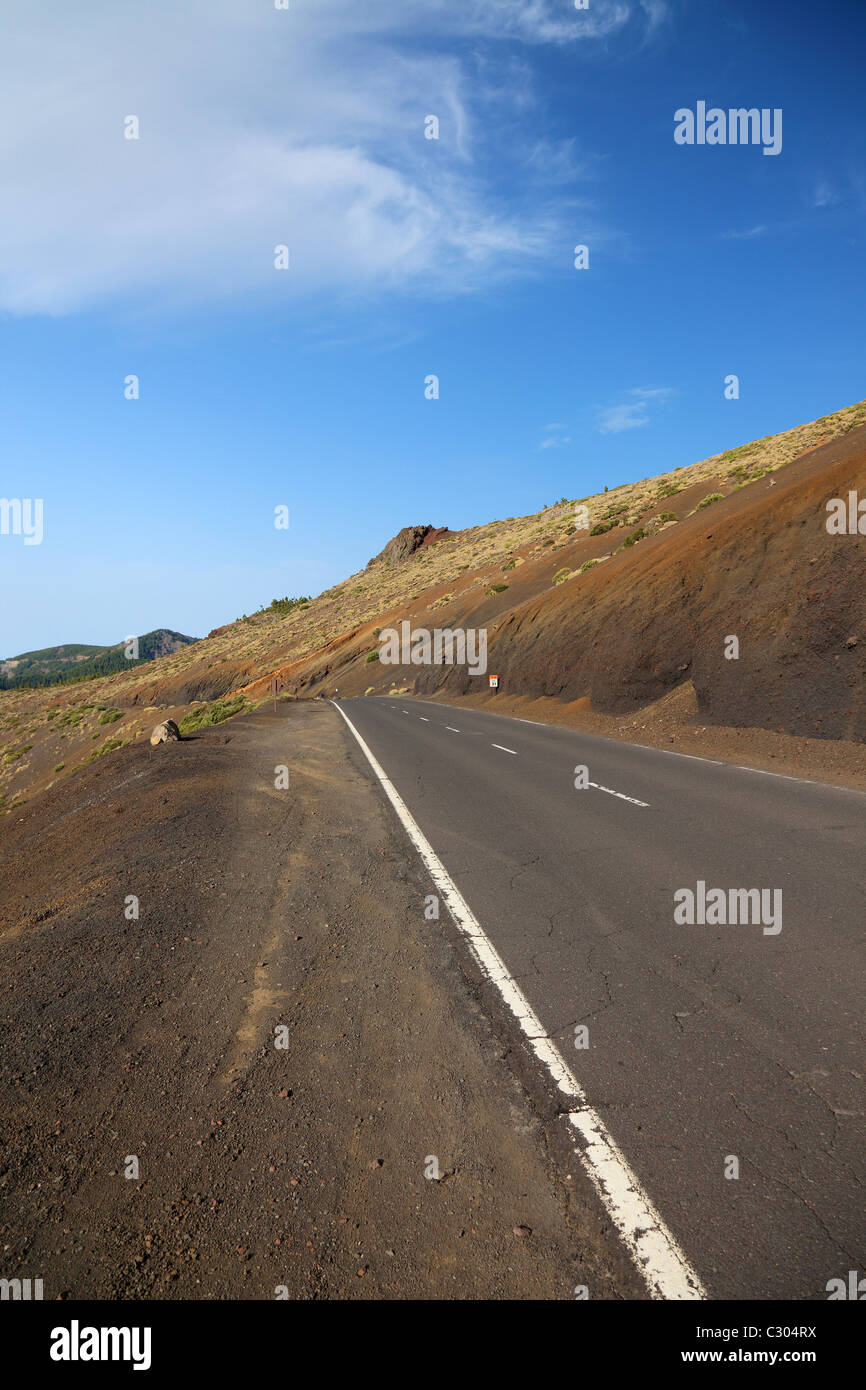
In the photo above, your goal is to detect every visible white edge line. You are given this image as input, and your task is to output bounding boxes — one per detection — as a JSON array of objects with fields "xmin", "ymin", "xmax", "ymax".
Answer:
[
  {"xmin": 331, "ymin": 700, "xmax": 705, "ymax": 1302},
  {"xmin": 589, "ymin": 781, "xmax": 649, "ymax": 808}
]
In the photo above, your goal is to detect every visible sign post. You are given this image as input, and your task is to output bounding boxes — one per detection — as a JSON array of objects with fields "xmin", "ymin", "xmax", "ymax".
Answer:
[{"xmin": 489, "ymin": 674, "xmax": 499, "ymax": 693}]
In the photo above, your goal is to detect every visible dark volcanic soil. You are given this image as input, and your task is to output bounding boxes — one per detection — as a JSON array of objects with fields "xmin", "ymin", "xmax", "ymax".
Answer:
[
  {"xmin": 0, "ymin": 702, "xmax": 638, "ymax": 1300},
  {"xmin": 291, "ymin": 427, "xmax": 865, "ymax": 762},
  {"xmin": 424, "ymin": 428, "xmax": 866, "ymax": 741}
]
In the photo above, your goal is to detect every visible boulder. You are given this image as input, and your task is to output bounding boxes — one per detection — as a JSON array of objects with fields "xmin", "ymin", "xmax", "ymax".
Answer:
[{"xmin": 150, "ymin": 719, "xmax": 181, "ymax": 746}]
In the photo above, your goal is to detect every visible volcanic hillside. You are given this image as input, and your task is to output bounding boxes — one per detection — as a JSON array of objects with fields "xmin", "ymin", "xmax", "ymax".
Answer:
[{"xmin": 2, "ymin": 398, "xmax": 865, "ymax": 813}]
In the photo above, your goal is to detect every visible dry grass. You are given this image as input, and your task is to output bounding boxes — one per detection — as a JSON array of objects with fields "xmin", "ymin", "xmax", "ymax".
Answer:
[{"xmin": 2, "ymin": 396, "xmax": 864, "ymax": 811}]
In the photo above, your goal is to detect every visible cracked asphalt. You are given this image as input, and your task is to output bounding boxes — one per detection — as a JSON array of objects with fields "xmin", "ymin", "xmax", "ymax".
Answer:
[{"xmin": 338, "ymin": 695, "xmax": 866, "ymax": 1299}]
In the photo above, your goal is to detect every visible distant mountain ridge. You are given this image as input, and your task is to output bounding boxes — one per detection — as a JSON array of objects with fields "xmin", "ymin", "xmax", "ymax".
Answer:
[{"xmin": 0, "ymin": 629, "xmax": 198, "ymax": 689}]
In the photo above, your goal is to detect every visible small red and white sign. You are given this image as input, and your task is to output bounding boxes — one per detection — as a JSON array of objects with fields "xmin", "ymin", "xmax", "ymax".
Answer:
[{"xmin": 489, "ymin": 674, "xmax": 499, "ymax": 689}]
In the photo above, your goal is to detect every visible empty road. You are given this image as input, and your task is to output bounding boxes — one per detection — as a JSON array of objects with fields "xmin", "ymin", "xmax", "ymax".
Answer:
[{"xmin": 335, "ymin": 695, "xmax": 866, "ymax": 1300}]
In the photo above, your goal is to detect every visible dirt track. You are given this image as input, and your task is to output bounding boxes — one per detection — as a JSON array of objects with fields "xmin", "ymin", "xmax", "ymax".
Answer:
[{"xmin": 0, "ymin": 701, "xmax": 636, "ymax": 1300}]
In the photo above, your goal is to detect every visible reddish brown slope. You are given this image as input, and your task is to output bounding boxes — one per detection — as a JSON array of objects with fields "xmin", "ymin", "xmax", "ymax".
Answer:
[{"xmin": 412, "ymin": 427, "xmax": 866, "ymax": 741}]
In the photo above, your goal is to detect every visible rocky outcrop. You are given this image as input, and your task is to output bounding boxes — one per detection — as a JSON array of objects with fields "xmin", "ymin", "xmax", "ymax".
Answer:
[{"xmin": 367, "ymin": 525, "xmax": 448, "ymax": 568}]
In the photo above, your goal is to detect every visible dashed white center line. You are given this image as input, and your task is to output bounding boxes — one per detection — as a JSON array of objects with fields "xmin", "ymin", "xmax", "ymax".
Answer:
[
  {"xmin": 419, "ymin": 717, "xmax": 429, "ymax": 722},
  {"xmin": 492, "ymin": 743, "xmax": 518, "ymax": 755},
  {"xmin": 446, "ymin": 726, "xmax": 460, "ymax": 733},
  {"xmin": 589, "ymin": 781, "xmax": 649, "ymax": 808}
]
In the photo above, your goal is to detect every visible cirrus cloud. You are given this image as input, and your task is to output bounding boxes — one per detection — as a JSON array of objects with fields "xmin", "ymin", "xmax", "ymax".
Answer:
[
  {"xmin": 0, "ymin": 0, "xmax": 664, "ymax": 316},
  {"xmin": 597, "ymin": 386, "xmax": 674, "ymax": 434}
]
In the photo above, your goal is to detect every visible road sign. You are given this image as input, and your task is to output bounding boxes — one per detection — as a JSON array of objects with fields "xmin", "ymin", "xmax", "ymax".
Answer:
[{"xmin": 489, "ymin": 675, "xmax": 499, "ymax": 689}]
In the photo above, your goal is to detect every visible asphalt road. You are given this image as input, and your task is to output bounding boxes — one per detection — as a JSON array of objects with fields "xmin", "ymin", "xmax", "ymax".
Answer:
[{"xmin": 337, "ymin": 695, "xmax": 866, "ymax": 1300}]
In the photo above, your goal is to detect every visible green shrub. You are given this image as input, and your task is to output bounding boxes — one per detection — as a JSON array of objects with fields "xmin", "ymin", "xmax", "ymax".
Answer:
[
  {"xmin": 656, "ymin": 511, "xmax": 678, "ymax": 523},
  {"xmin": 53, "ymin": 763, "xmax": 65, "ymax": 773},
  {"xmin": 2, "ymin": 745, "xmax": 32, "ymax": 765},
  {"xmin": 55, "ymin": 704, "xmax": 96, "ymax": 730},
  {"xmin": 622, "ymin": 528, "xmax": 646, "ymax": 548},
  {"xmin": 487, "ymin": 583, "xmax": 509, "ymax": 594},
  {"xmin": 553, "ymin": 568, "xmax": 572, "ymax": 585},
  {"xmin": 365, "ymin": 650, "xmax": 379, "ymax": 663},
  {"xmin": 693, "ymin": 492, "xmax": 724, "ymax": 512},
  {"xmin": 259, "ymin": 595, "xmax": 312, "ymax": 618},
  {"xmin": 97, "ymin": 708, "xmax": 124, "ymax": 725},
  {"xmin": 578, "ymin": 559, "xmax": 600, "ymax": 573},
  {"xmin": 179, "ymin": 696, "xmax": 247, "ymax": 734},
  {"xmin": 90, "ymin": 737, "xmax": 127, "ymax": 760},
  {"xmin": 590, "ymin": 520, "xmax": 617, "ymax": 536}
]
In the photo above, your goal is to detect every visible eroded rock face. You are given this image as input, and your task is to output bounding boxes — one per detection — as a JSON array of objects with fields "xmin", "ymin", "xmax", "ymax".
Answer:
[
  {"xmin": 367, "ymin": 525, "xmax": 447, "ymax": 567},
  {"xmin": 150, "ymin": 719, "xmax": 181, "ymax": 746}
]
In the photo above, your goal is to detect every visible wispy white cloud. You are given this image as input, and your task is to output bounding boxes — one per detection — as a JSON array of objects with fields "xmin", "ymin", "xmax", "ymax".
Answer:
[
  {"xmin": 724, "ymin": 225, "xmax": 768, "ymax": 240},
  {"xmin": 810, "ymin": 178, "xmax": 840, "ymax": 209},
  {"xmin": 598, "ymin": 405, "xmax": 649, "ymax": 434},
  {"xmin": 538, "ymin": 422, "xmax": 571, "ymax": 450},
  {"xmin": 0, "ymin": 0, "xmax": 659, "ymax": 316},
  {"xmin": 597, "ymin": 386, "xmax": 673, "ymax": 434},
  {"xmin": 434, "ymin": 0, "xmax": 646, "ymax": 44}
]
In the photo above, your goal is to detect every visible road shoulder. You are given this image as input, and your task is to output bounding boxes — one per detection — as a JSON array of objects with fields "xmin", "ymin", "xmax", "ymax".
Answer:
[{"xmin": 0, "ymin": 700, "xmax": 640, "ymax": 1299}]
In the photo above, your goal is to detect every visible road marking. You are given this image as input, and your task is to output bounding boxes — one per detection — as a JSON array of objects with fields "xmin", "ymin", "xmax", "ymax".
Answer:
[
  {"xmin": 419, "ymin": 717, "xmax": 429, "ymax": 722},
  {"xmin": 331, "ymin": 700, "xmax": 705, "ymax": 1302},
  {"xmin": 446, "ymin": 726, "xmax": 460, "ymax": 733},
  {"xmin": 492, "ymin": 743, "xmax": 518, "ymax": 755},
  {"xmin": 731, "ymin": 762, "xmax": 864, "ymax": 791},
  {"xmin": 589, "ymin": 781, "xmax": 649, "ymax": 808},
  {"xmin": 371, "ymin": 698, "xmax": 866, "ymax": 799},
  {"xmin": 657, "ymin": 748, "xmax": 723, "ymax": 766}
]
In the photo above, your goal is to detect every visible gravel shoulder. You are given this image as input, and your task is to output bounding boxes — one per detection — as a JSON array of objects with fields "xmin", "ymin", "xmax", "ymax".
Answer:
[{"xmin": 0, "ymin": 700, "xmax": 637, "ymax": 1300}]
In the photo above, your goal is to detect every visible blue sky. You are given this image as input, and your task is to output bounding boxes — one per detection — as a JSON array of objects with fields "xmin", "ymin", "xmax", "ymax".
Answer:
[{"xmin": 1, "ymin": 0, "xmax": 864, "ymax": 653}]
